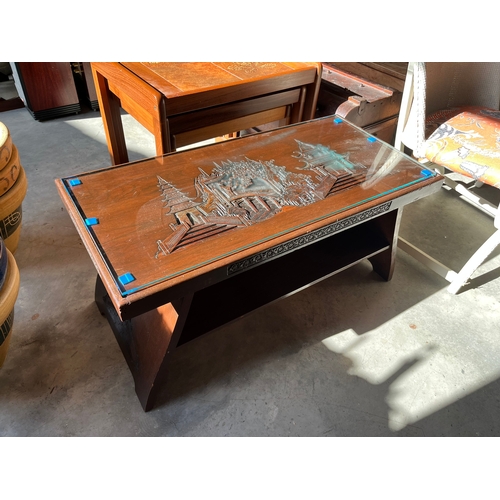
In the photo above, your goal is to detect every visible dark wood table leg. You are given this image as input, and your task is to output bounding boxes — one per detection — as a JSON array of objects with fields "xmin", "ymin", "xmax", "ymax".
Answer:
[
  {"xmin": 94, "ymin": 274, "xmax": 193, "ymax": 411},
  {"xmin": 368, "ymin": 208, "xmax": 402, "ymax": 281}
]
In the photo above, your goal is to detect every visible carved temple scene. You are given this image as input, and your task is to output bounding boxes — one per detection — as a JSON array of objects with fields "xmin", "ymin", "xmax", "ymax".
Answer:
[{"xmin": 155, "ymin": 140, "xmax": 367, "ymax": 257}]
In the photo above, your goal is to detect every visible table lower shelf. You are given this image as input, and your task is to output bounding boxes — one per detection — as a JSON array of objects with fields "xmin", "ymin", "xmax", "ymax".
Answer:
[{"xmin": 177, "ymin": 215, "xmax": 394, "ymax": 346}]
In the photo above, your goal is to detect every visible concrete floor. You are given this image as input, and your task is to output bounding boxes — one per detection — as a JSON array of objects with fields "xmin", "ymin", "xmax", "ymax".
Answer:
[{"xmin": 1, "ymin": 103, "xmax": 500, "ymax": 437}]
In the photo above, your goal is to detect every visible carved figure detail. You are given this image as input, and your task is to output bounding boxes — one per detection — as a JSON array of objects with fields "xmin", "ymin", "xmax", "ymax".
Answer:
[{"xmin": 155, "ymin": 141, "xmax": 367, "ymax": 257}]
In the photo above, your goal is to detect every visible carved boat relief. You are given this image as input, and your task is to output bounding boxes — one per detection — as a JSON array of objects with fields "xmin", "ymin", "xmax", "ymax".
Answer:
[{"xmin": 155, "ymin": 141, "xmax": 367, "ymax": 257}]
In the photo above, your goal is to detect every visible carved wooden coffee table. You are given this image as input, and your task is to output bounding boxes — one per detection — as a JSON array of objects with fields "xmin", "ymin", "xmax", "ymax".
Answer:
[{"xmin": 56, "ymin": 116, "xmax": 443, "ymax": 411}]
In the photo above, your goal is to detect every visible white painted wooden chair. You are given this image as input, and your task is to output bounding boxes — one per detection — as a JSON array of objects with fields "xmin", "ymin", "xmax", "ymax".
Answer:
[{"xmin": 394, "ymin": 62, "xmax": 500, "ymax": 294}]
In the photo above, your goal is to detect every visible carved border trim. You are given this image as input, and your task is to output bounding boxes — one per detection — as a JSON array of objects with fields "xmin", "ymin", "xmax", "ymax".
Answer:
[{"xmin": 227, "ymin": 201, "xmax": 392, "ymax": 276}]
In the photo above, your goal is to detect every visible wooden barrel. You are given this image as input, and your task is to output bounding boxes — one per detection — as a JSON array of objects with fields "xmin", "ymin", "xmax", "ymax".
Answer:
[
  {"xmin": 0, "ymin": 247, "xmax": 20, "ymax": 368},
  {"xmin": 0, "ymin": 144, "xmax": 21, "ymax": 196},
  {"xmin": 0, "ymin": 165, "xmax": 27, "ymax": 254},
  {"xmin": 0, "ymin": 122, "xmax": 12, "ymax": 171}
]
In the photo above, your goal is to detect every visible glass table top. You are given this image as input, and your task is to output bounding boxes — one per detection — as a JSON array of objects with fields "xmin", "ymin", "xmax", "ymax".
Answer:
[{"xmin": 58, "ymin": 115, "xmax": 440, "ymax": 297}]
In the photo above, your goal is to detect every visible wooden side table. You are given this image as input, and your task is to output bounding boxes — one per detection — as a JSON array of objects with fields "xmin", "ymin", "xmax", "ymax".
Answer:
[{"xmin": 91, "ymin": 62, "xmax": 322, "ymax": 165}]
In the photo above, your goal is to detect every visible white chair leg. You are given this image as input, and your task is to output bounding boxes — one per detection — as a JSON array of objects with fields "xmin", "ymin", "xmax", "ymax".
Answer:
[{"xmin": 447, "ymin": 228, "xmax": 500, "ymax": 294}]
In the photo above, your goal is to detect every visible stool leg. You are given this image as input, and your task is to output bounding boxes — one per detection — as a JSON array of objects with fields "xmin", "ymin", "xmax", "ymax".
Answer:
[{"xmin": 92, "ymin": 67, "xmax": 129, "ymax": 165}]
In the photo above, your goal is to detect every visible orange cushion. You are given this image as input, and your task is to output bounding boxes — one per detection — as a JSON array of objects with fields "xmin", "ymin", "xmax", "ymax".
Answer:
[{"xmin": 424, "ymin": 107, "xmax": 500, "ymax": 187}]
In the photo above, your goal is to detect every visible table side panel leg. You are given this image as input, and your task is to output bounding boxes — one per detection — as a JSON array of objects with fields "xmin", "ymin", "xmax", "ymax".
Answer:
[
  {"xmin": 368, "ymin": 207, "xmax": 402, "ymax": 281},
  {"xmin": 131, "ymin": 295, "xmax": 193, "ymax": 411},
  {"xmin": 95, "ymin": 274, "xmax": 136, "ymax": 372},
  {"xmin": 95, "ymin": 274, "xmax": 193, "ymax": 411}
]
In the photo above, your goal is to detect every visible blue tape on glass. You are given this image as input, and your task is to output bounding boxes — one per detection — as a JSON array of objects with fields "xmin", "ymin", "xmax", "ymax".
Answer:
[
  {"xmin": 85, "ymin": 217, "xmax": 99, "ymax": 226},
  {"xmin": 367, "ymin": 137, "xmax": 377, "ymax": 143},
  {"xmin": 69, "ymin": 178, "xmax": 82, "ymax": 186},
  {"xmin": 421, "ymin": 169, "xmax": 433, "ymax": 177},
  {"xmin": 118, "ymin": 273, "xmax": 135, "ymax": 286},
  {"xmin": 333, "ymin": 117, "xmax": 343, "ymax": 124}
]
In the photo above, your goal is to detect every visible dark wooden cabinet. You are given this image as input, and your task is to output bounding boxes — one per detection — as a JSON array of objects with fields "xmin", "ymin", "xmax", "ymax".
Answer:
[{"xmin": 11, "ymin": 62, "xmax": 81, "ymax": 120}]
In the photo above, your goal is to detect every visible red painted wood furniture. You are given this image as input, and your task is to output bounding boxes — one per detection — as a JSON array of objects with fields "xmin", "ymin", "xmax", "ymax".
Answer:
[
  {"xmin": 91, "ymin": 62, "xmax": 322, "ymax": 165},
  {"xmin": 56, "ymin": 115, "xmax": 443, "ymax": 411}
]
